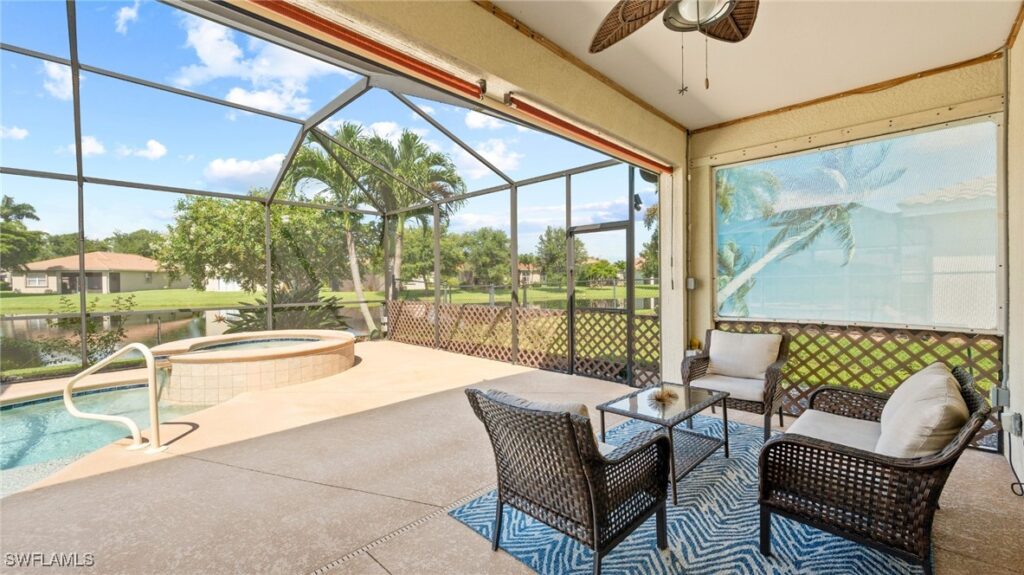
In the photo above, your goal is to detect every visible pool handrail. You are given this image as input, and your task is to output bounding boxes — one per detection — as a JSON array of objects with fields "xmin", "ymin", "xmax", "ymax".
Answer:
[{"xmin": 63, "ymin": 343, "xmax": 166, "ymax": 454}]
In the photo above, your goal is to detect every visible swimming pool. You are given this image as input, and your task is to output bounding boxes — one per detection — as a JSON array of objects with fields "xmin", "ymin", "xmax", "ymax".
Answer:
[{"xmin": 0, "ymin": 387, "xmax": 204, "ymax": 497}]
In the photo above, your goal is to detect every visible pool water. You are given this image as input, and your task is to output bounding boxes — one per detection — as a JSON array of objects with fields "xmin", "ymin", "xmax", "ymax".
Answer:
[
  {"xmin": 0, "ymin": 388, "xmax": 204, "ymax": 496},
  {"xmin": 190, "ymin": 337, "xmax": 318, "ymax": 353}
]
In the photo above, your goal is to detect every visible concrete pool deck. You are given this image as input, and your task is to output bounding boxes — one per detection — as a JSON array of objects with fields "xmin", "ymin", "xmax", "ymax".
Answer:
[{"xmin": 1, "ymin": 341, "xmax": 1021, "ymax": 574}]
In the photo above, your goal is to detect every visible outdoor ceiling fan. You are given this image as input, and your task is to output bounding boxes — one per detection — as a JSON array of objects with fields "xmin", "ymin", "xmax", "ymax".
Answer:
[
  {"xmin": 589, "ymin": 0, "xmax": 759, "ymax": 92},
  {"xmin": 589, "ymin": 0, "xmax": 759, "ymax": 53}
]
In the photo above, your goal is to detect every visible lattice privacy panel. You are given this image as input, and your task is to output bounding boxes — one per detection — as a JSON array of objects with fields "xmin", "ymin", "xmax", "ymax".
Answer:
[
  {"xmin": 633, "ymin": 315, "xmax": 661, "ymax": 387},
  {"xmin": 573, "ymin": 310, "xmax": 629, "ymax": 383},
  {"xmin": 388, "ymin": 302, "xmax": 660, "ymax": 388},
  {"xmin": 386, "ymin": 301, "xmax": 435, "ymax": 347},
  {"xmin": 716, "ymin": 320, "xmax": 1002, "ymax": 451},
  {"xmin": 440, "ymin": 304, "xmax": 514, "ymax": 363},
  {"xmin": 517, "ymin": 308, "xmax": 570, "ymax": 372}
]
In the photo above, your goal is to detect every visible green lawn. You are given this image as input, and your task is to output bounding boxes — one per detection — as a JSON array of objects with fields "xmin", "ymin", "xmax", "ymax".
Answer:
[{"xmin": 0, "ymin": 284, "xmax": 659, "ymax": 315}]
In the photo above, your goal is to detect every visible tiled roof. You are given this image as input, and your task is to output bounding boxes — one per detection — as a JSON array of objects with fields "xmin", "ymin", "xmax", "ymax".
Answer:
[{"xmin": 25, "ymin": 252, "xmax": 161, "ymax": 272}]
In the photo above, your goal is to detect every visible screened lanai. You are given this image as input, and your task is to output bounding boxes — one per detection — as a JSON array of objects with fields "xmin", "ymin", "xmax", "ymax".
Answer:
[{"xmin": 0, "ymin": 0, "xmax": 662, "ymax": 387}]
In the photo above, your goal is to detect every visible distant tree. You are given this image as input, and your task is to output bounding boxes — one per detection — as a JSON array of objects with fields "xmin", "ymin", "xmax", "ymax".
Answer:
[
  {"xmin": 159, "ymin": 194, "xmax": 267, "ymax": 292},
  {"xmin": 535, "ymin": 226, "xmax": 586, "ymax": 284},
  {"xmin": 0, "ymin": 196, "xmax": 45, "ymax": 271},
  {"xmin": 401, "ymin": 226, "xmax": 464, "ymax": 287},
  {"xmin": 460, "ymin": 227, "xmax": 509, "ymax": 286},
  {"xmin": 43, "ymin": 233, "xmax": 109, "ymax": 259},
  {"xmin": 638, "ymin": 203, "xmax": 659, "ymax": 279},
  {"xmin": 518, "ymin": 253, "xmax": 537, "ymax": 267},
  {"xmin": 579, "ymin": 259, "xmax": 618, "ymax": 282},
  {"xmin": 108, "ymin": 229, "xmax": 165, "ymax": 259},
  {"xmin": 159, "ymin": 188, "xmax": 344, "ymax": 293}
]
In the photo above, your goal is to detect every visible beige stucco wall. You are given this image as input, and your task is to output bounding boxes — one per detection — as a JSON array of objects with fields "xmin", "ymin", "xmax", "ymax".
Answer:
[
  {"xmin": 293, "ymin": 0, "xmax": 690, "ymax": 380},
  {"xmin": 1007, "ymin": 38, "xmax": 1023, "ymax": 478},
  {"xmin": 11, "ymin": 271, "xmax": 58, "ymax": 294},
  {"xmin": 686, "ymin": 59, "xmax": 1006, "ymax": 342},
  {"xmin": 10, "ymin": 271, "xmax": 189, "ymax": 294},
  {"xmin": 117, "ymin": 271, "xmax": 189, "ymax": 293}
]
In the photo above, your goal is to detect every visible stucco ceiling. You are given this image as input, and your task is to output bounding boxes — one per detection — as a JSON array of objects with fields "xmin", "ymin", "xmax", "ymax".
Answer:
[{"xmin": 492, "ymin": 1, "xmax": 1021, "ymax": 130}]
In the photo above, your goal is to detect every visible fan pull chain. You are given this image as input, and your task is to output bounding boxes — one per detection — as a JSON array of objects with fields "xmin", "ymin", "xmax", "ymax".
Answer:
[
  {"xmin": 678, "ymin": 34, "xmax": 688, "ymax": 95},
  {"xmin": 695, "ymin": 0, "xmax": 709, "ymax": 90},
  {"xmin": 705, "ymin": 32, "xmax": 710, "ymax": 90}
]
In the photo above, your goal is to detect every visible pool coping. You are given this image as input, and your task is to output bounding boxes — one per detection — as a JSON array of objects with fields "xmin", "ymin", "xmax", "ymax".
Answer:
[
  {"xmin": 151, "ymin": 329, "xmax": 355, "ymax": 363},
  {"xmin": 1, "ymin": 369, "xmax": 150, "ymax": 407},
  {"xmin": 1, "ymin": 383, "xmax": 148, "ymax": 410}
]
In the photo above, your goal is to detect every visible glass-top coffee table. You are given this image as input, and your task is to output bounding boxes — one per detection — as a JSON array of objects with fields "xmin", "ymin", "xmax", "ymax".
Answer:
[{"xmin": 596, "ymin": 384, "xmax": 729, "ymax": 505}]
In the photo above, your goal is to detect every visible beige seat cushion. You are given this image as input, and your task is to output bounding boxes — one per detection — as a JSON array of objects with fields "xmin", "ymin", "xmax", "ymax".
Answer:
[
  {"xmin": 875, "ymin": 363, "xmax": 969, "ymax": 458},
  {"xmin": 693, "ymin": 374, "xmax": 764, "ymax": 402},
  {"xmin": 485, "ymin": 390, "xmax": 590, "ymax": 419},
  {"xmin": 786, "ymin": 409, "xmax": 882, "ymax": 452},
  {"xmin": 706, "ymin": 330, "xmax": 783, "ymax": 380}
]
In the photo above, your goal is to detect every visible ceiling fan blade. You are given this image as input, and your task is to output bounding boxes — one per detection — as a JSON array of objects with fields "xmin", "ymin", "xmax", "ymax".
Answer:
[
  {"xmin": 701, "ymin": 0, "xmax": 759, "ymax": 43},
  {"xmin": 590, "ymin": 0, "xmax": 674, "ymax": 53}
]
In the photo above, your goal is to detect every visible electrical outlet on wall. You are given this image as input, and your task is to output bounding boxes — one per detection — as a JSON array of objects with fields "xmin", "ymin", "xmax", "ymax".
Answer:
[{"xmin": 1001, "ymin": 412, "xmax": 1024, "ymax": 437}]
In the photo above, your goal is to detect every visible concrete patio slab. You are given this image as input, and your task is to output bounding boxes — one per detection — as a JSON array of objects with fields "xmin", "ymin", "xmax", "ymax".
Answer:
[{"xmin": 2, "ymin": 341, "xmax": 1021, "ymax": 575}]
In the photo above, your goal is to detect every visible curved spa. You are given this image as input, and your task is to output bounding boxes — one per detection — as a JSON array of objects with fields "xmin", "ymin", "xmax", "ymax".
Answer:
[{"xmin": 152, "ymin": 330, "xmax": 355, "ymax": 405}]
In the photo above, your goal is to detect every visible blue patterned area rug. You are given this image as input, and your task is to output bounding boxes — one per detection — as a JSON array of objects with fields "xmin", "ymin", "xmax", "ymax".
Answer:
[{"xmin": 450, "ymin": 415, "xmax": 924, "ymax": 575}]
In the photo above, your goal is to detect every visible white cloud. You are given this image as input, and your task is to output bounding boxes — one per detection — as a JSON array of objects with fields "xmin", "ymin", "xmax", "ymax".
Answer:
[
  {"xmin": 0, "ymin": 126, "xmax": 29, "ymax": 140},
  {"xmin": 174, "ymin": 16, "xmax": 353, "ymax": 116},
  {"xmin": 117, "ymin": 139, "xmax": 167, "ymax": 160},
  {"xmin": 318, "ymin": 117, "xmax": 348, "ymax": 135},
  {"xmin": 42, "ymin": 62, "xmax": 73, "ymax": 100},
  {"xmin": 62, "ymin": 135, "xmax": 106, "ymax": 157},
  {"xmin": 455, "ymin": 138, "xmax": 523, "ymax": 179},
  {"xmin": 465, "ymin": 110, "xmax": 505, "ymax": 130},
  {"xmin": 449, "ymin": 212, "xmax": 509, "ymax": 232},
  {"xmin": 366, "ymin": 121, "xmax": 428, "ymax": 145},
  {"xmin": 115, "ymin": 0, "xmax": 141, "ymax": 35},
  {"xmin": 180, "ymin": 153, "xmax": 196, "ymax": 162},
  {"xmin": 225, "ymin": 86, "xmax": 310, "ymax": 115},
  {"xmin": 204, "ymin": 153, "xmax": 285, "ymax": 188},
  {"xmin": 409, "ymin": 105, "xmax": 436, "ymax": 121}
]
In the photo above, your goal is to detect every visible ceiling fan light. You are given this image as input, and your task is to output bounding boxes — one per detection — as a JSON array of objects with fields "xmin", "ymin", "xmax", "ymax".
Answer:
[{"xmin": 663, "ymin": 0, "xmax": 734, "ymax": 32}]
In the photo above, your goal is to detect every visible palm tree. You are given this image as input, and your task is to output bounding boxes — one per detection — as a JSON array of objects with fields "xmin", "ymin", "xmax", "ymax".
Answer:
[
  {"xmin": 362, "ymin": 131, "xmax": 465, "ymax": 294},
  {"xmin": 1, "ymin": 196, "xmax": 39, "ymax": 223},
  {"xmin": 291, "ymin": 123, "xmax": 379, "ymax": 335},
  {"xmin": 716, "ymin": 241, "xmax": 756, "ymax": 316},
  {"xmin": 716, "ymin": 144, "xmax": 906, "ymax": 306}
]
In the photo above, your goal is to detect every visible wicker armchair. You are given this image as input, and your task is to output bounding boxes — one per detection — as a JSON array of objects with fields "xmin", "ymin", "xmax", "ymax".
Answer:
[
  {"xmin": 758, "ymin": 366, "xmax": 990, "ymax": 575},
  {"xmin": 466, "ymin": 388, "xmax": 671, "ymax": 575},
  {"xmin": 681, "ymin": 329, "xmax": 791, "ymax": 440}
]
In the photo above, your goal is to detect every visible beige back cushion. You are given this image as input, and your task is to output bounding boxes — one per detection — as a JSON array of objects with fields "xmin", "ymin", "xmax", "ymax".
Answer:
[
  {"xmin": 486, "ymin": 390, "xmax": 590, "ymax": 419},
  {"xmin": 706, "ymin": 330, "xmax": 783, "ymax": 380},
  {"xmin": 875, "ymin": 363, "xmax": 969, "ymax": 458}
]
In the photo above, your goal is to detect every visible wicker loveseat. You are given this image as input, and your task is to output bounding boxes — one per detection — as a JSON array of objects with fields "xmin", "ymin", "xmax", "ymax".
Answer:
[
  {"xmin": 758, "ymin": 364, "xmax": 990, "ymax": 575},
  {"xmin": 681, "ymin": 329, "xmax": 791, "ymax": 440},
  {"xmin": 466, "ymin": 388, "xmax": 671, "ymax": 575}
]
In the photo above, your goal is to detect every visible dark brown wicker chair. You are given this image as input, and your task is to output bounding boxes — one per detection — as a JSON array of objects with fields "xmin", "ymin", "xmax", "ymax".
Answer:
[
  {"xmin": 758, "ymin": 366, "xmax": 990, "ymax": 575},
  {"xmin": 681, "ymin": 329, "xmax": 791, "ymax": 440},
  {"xmin": 466, "ymin": 388, "xmax": 671, "ymax": 575}
]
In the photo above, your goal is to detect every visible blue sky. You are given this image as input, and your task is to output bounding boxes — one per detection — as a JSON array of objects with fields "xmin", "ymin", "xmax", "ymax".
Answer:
[{"xmin": 1, "ymin": 1, "xmax": 653, "ymax": 261}]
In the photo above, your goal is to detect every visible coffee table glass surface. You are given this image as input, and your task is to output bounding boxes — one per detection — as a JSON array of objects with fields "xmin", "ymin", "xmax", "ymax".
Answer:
[{"xmin": 597, "ymin": 384, "xmax": 726, "ymax": 426}]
